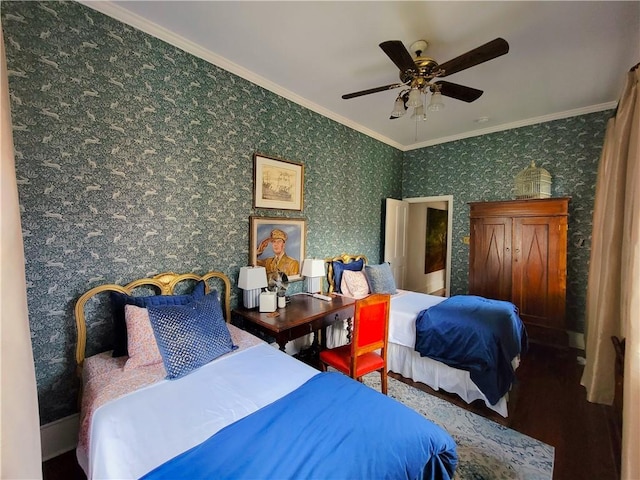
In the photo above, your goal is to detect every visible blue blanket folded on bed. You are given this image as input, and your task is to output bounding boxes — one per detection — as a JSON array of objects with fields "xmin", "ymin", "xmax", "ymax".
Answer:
[
  {"xmin": 414, "ymin": 295, "xmax": 527, "ymax": 405},
  {"xmin": 141, "ymin": 372, "xmax": 457, "ymax": 480}
]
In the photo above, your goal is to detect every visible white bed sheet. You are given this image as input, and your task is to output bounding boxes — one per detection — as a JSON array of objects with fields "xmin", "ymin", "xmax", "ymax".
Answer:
[
  {"xmin": 86, "ymin": 343, "xmax": 318, "ymax": 479},
  {"xmin": 388, "ymin": 290, "xmax": 446, "ymax": 347}
]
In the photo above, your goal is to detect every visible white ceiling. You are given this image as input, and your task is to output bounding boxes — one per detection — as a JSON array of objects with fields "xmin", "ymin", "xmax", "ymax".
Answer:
[{"xmin": 86, "ymin": 1, "xmax": 639, "ymax": 151}]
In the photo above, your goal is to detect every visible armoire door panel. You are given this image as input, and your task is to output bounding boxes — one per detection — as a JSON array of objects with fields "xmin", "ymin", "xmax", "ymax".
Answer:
[
  {"xmin": 513, "ymin": 219, "xmax": 551, "ymax": 325},
  {"xmin": 469, "ymin": 217, "xmax": 512, "ymax": 301}
]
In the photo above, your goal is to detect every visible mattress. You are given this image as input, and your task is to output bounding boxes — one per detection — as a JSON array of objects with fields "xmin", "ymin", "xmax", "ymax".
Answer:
[{"xmin": 78, "ymin": 327, "xmax": 318, "ymax": 479}]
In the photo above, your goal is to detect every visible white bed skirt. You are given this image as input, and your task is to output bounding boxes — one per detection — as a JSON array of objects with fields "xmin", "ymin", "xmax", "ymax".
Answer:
[
  {"xmin": 325, "ymin": 322, "xmax": 510, "ymax": 417},
  {"xmin": 387, "ymin": 342, "xmax": 510, "ymax": 417}
]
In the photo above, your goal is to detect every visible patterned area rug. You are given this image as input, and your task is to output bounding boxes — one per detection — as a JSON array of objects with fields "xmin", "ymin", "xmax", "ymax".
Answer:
[{"xmin": 362, "ymin": 374, "xmax": 554, "ymax": 480}]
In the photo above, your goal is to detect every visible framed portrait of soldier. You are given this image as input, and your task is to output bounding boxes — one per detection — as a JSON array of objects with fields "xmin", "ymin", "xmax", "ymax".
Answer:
[{"xmin": 249, "ymin": 216, "xmax": 306, "ymax": 281}]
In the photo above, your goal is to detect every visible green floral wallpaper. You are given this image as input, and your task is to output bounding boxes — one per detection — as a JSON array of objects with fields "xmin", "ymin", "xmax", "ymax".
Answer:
[
  {"xmin": 3, "ymin": 1, "xmax": 608, "ymax": 426},
  {"xmin": 2, "ymin": 1, "xmax": 401, "ymax": 424},
  {"xmin": 403, "ymin": 111, "xmax": 609, "ymax": 334}
]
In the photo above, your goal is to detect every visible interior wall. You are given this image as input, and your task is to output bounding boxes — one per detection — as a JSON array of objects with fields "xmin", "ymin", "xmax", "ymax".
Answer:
[
  {"xmin": 402, "ymin": 111, "xmax": 610, "ymax": 333},
  {"xmin": 406, "ymin": 201, "xmax": 447, "ymax": 294},
  {"xmin": 1, "ymin": 1, "xmax": 402, "ymax": 425}
]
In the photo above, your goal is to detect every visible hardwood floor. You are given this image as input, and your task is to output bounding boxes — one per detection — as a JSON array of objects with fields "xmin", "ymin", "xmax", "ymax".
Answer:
[
  {"xmin": 42, "ymin": 343, "xmax": 618, "ymax": 480},
  {"xmin": 390, "ymin": 342, "xmax": 619, "ymax": 480}
]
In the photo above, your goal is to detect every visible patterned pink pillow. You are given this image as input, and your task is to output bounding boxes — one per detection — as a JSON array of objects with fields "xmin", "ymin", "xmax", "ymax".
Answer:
[
  {"xmin": 124, "ymin": 304, "xmax": 162, "ymax": 370},
  {"xmin": 340, "ymin": 270, "xmax": 370, "ymax": 298}
]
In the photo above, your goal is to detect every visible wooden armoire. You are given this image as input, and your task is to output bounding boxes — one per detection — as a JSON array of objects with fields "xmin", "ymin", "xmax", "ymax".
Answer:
[{"xmin": 468, "ymin": 198, "xmax": 569, "ymax": 346}]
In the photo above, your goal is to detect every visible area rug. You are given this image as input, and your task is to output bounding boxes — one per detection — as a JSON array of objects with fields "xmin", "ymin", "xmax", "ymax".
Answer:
[{"xmin": 362, "ymin": 374, "xmax": 554, "ymax": 480}]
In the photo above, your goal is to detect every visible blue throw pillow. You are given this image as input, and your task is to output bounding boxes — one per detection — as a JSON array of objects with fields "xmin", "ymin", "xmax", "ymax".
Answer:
[
  {"xmin": 109, "ymin": 281, "xmax": 206, "ymax": 357},
  {"xmin": 364, "ymin": 263, "xmax": 397, "ymax": 295},
  {"xmin": 332, "ymin": 259, "xmax": 364, "ymax": 294},
  {"xmin": 147, "ymin": 292, "xmax": 237, "ymax": 380}
]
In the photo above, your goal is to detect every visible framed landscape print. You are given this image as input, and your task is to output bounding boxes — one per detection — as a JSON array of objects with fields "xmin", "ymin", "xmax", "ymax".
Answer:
[
  {"xmin": 249, "ymin": 216, "xmax": 306, "ymax": 281},
  {"xmin": 253, "ymin": 153, "xmax": 304, "ymax": 211}
]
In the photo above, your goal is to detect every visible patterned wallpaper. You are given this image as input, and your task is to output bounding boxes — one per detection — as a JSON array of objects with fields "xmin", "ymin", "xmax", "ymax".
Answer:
[
  {"xmin": 3, "ymin": 1, "xmax": 608, "ymax": 426},
  {"xmin": 2, "ymin": 1, "xmax": 402, "ymax": 424},
  {"xmin": 403, "ymin": 111, "xmax": 609, "ymax": 333}
]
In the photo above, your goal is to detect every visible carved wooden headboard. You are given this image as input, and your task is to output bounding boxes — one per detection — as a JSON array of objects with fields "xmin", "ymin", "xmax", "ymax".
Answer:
[
  {"xmin": 74, "ymin": 271, "xmax": 231, "ymax": 376},
  {"xmin": 324, "ymin": 253, "xmax": 368, "ymax": 293}
]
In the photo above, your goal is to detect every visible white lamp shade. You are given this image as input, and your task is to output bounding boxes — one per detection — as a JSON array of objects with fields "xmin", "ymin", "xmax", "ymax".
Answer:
[
  {"xmin": 238, "ymin": 266, "xmax": 268, "ymax": 289},
  {"xmin": 302, "ymin": 259, "xmax": 325, "ymax": 293},
  {"xmin": 407, "ymin": 88, "xmax": 423, "ymax": 108},
  {"xmin": 301, "ymin": 259, "xmax": 325, "ymax": 278},
  {"xmin": 428, "ymin": 92, "xmax": 445, "ymax": 111},
  {"xmin": 411, "ymin": 104, "xmax": 425, "ymax": 121},
  {"xmin": 238, "ymin": 266, "xmax": 267, "ymax": 309},
  {"xmin": 390, "ymin": 97, "xmax": 405, "ymax": 117}
]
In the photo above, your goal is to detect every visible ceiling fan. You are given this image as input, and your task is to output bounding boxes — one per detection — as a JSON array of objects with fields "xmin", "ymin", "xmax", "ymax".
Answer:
[{"xmin": 342, "ymin": 38, "xmax": 509, "ymax": 119}]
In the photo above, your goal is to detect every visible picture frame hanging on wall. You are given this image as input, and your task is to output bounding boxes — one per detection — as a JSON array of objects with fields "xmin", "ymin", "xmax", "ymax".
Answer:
[
  {"xmin": 253, "ymin": 153, "xmax": 304, "ymax": 211},
  {"xmin": 250, "ymin": 216, "xmax": 306, "ymax": 282}
]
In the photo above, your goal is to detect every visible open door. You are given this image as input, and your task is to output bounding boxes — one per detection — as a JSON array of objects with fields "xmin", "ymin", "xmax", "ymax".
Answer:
[
  {"xmin": 384, "ymin": 198, "xmax": 408, "ymax": 289},
  {"xmin": 385, "ymin": 196, "xmax": 453, "ymax": 296}
]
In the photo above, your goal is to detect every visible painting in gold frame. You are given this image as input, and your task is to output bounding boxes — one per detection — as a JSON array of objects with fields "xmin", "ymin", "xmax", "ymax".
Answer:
[
  {"xmin": 253, "ymin": 153, "xmax": 304, "ymax": 211},
  {"xmin": 249, "ymin": 216, "xmax": 306, "ymax": 281}
]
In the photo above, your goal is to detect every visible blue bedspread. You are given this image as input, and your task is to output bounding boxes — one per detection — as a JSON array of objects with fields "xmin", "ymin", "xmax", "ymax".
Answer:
[
  {"xmin": 414, "ymin": 295, "xmax": 527, "ymax": 405},
  {"xmin": 142, "ymin": 372, "xmax": 457, "ymax": 480}
]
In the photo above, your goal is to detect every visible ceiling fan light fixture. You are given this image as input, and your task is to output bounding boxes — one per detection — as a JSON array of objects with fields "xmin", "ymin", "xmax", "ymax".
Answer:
[
  {"xmin": 428, "ymin": 91, "xmax": 445, "ymax": 112},
  {"xmin": 390, "ymin": 96, "xmax": 405, "ymax": 117},
  {"xmin": 411, "ymin": 104, "xmax": 426, "ymax": 121},
  {"xmin": 407, "ymin": 88, "xmax": 423, "ymax": 108}
]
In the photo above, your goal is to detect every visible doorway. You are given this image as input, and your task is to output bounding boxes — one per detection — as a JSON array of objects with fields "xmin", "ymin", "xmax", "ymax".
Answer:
[{"xmin": 405, "ymin": 195, "xmax": 453, "ymax": 296}]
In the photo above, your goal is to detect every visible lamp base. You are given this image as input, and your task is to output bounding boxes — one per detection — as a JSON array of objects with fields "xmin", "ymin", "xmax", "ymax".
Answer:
[
  {"xmin": 243, "ymin": 288, "xmax": 260, "ymax": 309},
  {"xmin": 305, "ymin": 277, "xmax": 322, "ymax": 294}
]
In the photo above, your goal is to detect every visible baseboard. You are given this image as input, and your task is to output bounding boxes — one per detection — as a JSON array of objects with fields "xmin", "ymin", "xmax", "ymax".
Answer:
[
  {"xmin": 567, "ymin": 330, "xmax": 585, "ymax": 350},
  {"xmin": 40, "ymin": 413, "xmax": 79, "ymax": 461}
]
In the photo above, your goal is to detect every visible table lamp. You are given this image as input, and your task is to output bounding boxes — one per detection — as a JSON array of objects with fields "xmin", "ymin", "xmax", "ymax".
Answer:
[
  {"xmin": 238, "ymin": 266, "xmax": 268, "ymax": 309},
  {"xmin": 301, "ymin": 258, "xmax": 325, "ymax": 294}
]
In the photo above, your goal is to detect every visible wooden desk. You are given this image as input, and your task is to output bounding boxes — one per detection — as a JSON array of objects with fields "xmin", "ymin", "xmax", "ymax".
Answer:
[{"xmin": 232, "ymin": 294, "xmax": 355, "ymax": 351}]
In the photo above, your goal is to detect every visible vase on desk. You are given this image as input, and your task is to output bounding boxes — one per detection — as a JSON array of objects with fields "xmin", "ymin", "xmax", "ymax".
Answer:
[{"xmin": 277, "ymin": 292, "xmax": 286, "ymax": 308}]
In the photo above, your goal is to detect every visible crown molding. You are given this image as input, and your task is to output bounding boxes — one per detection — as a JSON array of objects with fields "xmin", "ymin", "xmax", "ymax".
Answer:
[
  {"xmin": 79, "ymin": 2, "xmax": 615, "ymax": 153},
  {"xmin": 403, "ymin": 102, "xmax": 617, "ymax": 151},
  {"xmin": 79, "ymin": 1, "xmax": 404, "ymax": 151}
]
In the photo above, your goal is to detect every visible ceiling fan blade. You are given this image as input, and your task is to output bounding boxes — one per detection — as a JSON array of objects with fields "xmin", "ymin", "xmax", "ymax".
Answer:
[
  {"xmin": 438, "ymin": 38, "xmax": 509, "ymax": 77},
  {"xmin": 435, "ymin": 81, "xmax": 483, "ymax": 103},
  {"xmin": 342, "ymin": 83, "xmax": 405, "ymax": 99},
  {"xmin": 379, "ymin": 40, "xmax": 416, "ymax": 74}
]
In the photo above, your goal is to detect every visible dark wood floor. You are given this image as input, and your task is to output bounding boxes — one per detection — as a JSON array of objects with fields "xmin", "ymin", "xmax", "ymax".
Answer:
[{"xmin": 43, "ymin": 342, "xmax": 619, "ymax": 480}]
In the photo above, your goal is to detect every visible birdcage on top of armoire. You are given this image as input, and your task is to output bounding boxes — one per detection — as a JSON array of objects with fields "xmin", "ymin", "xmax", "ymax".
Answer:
[{"xmin": 514, "ymin": 161, "xmax": 552, "ymax": 199}]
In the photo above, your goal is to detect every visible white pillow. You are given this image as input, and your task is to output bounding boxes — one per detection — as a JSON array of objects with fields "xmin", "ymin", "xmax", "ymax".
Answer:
[{"xmin": 340, "ymin": 270, "xmax": 370, "ymax": 298}]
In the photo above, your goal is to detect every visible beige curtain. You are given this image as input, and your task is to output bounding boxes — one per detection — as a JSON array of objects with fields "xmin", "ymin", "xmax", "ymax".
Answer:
[
  {"xmin": 581, "ymin": 66, "xmax": 639, "ymax": 479},
  {"xmin": 0, "ymin": 29, "xmax": 43, "ymax": 478}
]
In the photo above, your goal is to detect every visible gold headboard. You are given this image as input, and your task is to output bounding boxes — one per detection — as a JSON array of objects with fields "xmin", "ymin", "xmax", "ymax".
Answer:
[
  {"xmin": 74, "ymin": 271, "xmax": 231, "ymax": 376},
  {"xmin": 324, "ymin": 253, "xmax": 368, "ymax": 293}
]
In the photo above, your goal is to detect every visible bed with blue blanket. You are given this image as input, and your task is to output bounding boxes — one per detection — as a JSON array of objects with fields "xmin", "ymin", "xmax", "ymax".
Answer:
[
  {"xmin": 415, "ymin": 295, "xmax": 527, "ymax": 406},
  {"xmin": 324, "ymin": 254, "xmax": 527, "ymax": 417},
  {"xmin": 388, "ymin": 291, "xmax": 526, "ymax": 417},
  {"xmin": 75, "ymin": 270, "xmax": 457, "ymax": 480}
]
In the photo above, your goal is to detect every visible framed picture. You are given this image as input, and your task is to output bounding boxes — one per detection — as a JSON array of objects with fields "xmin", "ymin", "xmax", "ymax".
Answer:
[
  {"xmin": 253, "ymin": 153, "xmax": 304, "ymax": 211},
  {"xmin": 250, "ymin": 216, "xmax": 306, "ymax": 281},
  {"xmin": 425, "ymin": 207, "xmax": 448, "ymax": 274}
]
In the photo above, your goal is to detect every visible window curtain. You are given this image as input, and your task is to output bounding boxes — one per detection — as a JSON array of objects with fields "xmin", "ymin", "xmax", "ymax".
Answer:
[
  {"xmin": 0, "ymin": 29, "xmax": 42, "ymax": 478},
  {"xmin": 580, "ymin": 65, "xmax": 639, "ymax": 479}
]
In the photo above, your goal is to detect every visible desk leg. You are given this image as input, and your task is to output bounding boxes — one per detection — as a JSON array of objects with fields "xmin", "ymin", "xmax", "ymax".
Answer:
[{"xmin": 276, "ymin": 338, "xmax": 287, "ymax": 352}]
